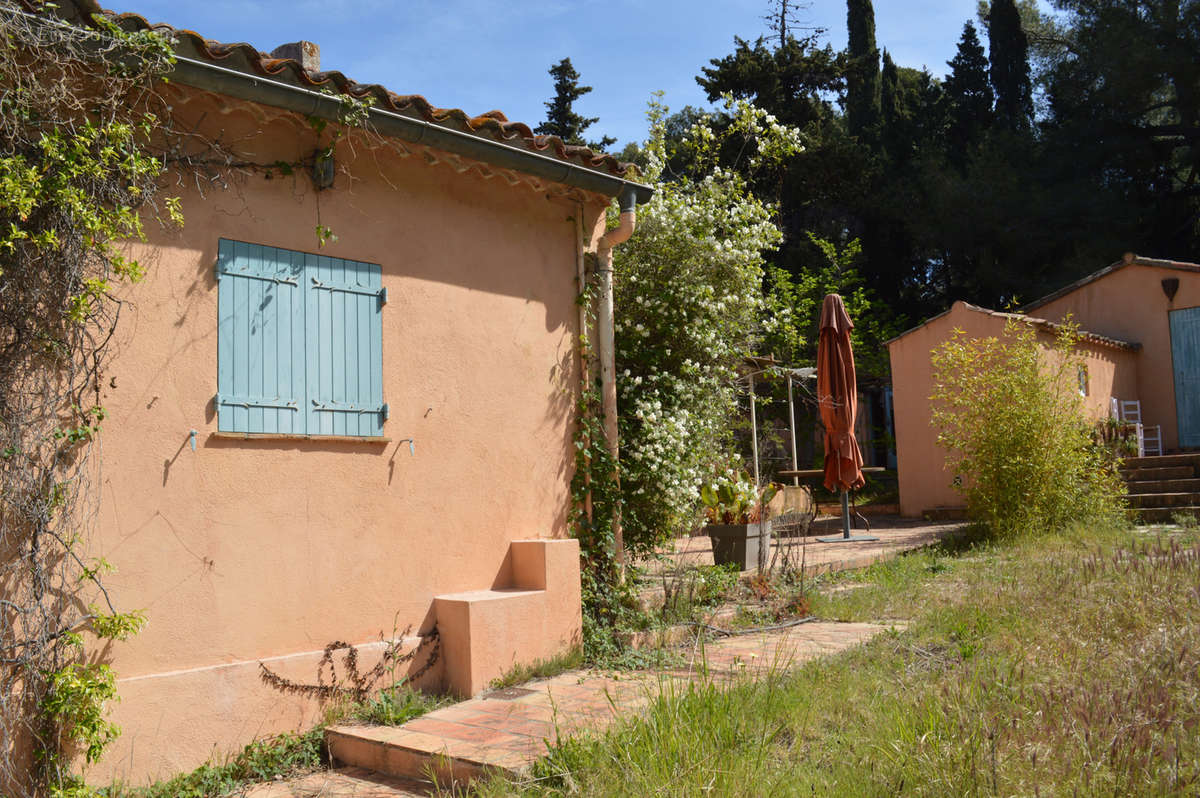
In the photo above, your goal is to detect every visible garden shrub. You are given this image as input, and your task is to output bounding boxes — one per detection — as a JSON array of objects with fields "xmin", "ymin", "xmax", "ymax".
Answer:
[
  {"xmin": 930, "ymin": 318, "xmax": 1127, "ymax": 535},
  {"xmin": 612, "ymin": 96, "xmax": 802, "ymax": 555}
]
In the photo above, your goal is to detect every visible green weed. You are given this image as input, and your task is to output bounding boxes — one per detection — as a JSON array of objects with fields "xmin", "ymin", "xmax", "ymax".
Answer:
[
  {"xmin": 354, "ymin": 683, "xmax": 450, "ymax": 727},
  {"xmin": 107, "ymin": 729, "xmax": 325, "ymax": 797},
  {"xmin": 483, "ymin": 523, "xmax": 1200, "ymax": 796},
  {"xmin": 489, "ymin": 647, "xmax": 584, "ymax": 691}
]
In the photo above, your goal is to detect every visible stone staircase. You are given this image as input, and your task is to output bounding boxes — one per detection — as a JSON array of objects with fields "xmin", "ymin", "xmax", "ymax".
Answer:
[{"xmin": 1120, "ymin": 453, "xmax": 1200, "ymax": 522}]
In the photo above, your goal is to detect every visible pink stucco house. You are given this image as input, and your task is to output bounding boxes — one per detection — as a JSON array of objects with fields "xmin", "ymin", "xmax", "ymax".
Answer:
[
  {"xmin": 888, "ymin": 254, "xmax": 1200, "ymax": 518},
  {"xmin": 36, "ymin": 1, "xmax": 652, "ymax": 784}
]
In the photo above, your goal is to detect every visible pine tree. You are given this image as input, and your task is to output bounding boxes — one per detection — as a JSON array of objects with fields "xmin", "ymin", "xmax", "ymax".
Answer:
[
  {"xmin": 763, "ymin": 0, "xmax": 811, "ymax": 48},
  {"xmin": 535, "ymin": 58, "xmax": 615, "ymax": 151},
  {"xmin": 944, "ymin": 21, "xmax": 994, "ymax": 164},
  {"xmin": 987, "ymin": 0, "xmax": 1032, "ymax": 130},
  {"xmin": 845, "ymin": 0, "xmax": 881, "ymax": 138}
]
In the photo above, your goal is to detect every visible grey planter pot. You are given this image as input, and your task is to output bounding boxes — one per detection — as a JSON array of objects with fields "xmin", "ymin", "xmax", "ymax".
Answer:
[{"xmin": 707, "ymin": 520, "xmax": 772, "ymax": 570}]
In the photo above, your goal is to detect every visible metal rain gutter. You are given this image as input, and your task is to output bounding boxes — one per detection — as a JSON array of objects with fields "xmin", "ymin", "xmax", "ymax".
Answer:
[{"xmin": 169, "ymin": 55, "xmax": 654, "ymax": 205}]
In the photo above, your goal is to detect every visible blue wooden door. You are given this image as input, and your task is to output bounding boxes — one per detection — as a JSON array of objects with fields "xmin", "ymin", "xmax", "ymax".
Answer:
[{"xmin": 1170, "ymin": 306, "xmax": 1200, "ymax": 449}]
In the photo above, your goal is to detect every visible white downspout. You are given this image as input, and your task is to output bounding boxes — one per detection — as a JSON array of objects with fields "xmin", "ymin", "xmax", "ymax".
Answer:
[{"xmin": 595, "ymin": 187, "xmax": 638, "ymax": 577}]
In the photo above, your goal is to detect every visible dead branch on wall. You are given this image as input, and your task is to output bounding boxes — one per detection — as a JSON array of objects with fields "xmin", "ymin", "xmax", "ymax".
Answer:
[{"xmin": 257, "ymin": 626, "xmax": 441, "ymax": 703}]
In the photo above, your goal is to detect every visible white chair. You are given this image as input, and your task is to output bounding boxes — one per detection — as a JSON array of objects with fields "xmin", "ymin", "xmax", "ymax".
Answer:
[{"xmin": 1118, "ymin": 399, "xmax": 1163, "ymax": 457}]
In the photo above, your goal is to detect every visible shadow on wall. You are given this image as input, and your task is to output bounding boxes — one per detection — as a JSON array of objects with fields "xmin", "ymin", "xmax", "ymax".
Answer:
[{"xmin": 160, "ymin": 88, "xmax": 582, "ymax": 335}]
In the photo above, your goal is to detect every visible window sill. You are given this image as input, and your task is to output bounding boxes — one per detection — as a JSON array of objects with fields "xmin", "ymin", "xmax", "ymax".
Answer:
[{"xmin": 211, "ymin": 431, "xmax": 391, "ymax": 445}]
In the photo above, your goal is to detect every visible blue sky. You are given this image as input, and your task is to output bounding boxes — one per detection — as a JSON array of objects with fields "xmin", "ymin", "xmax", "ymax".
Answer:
[{"xmin": 114, "ymin": 0, "xmax": 997, "ymax": 149}]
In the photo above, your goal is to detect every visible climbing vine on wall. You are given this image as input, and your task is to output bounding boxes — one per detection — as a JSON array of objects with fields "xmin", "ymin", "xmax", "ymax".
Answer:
[
  {"xmin": 0, "ymin": 4, "xmax": 175, "ymax": 795},
  {"xmin": 569, "ymin": 275, "xmax": 643, "ymax": 664},
  {"xmin": 0, "ymin": 5, "xmax": 387, "ymax": 793}
]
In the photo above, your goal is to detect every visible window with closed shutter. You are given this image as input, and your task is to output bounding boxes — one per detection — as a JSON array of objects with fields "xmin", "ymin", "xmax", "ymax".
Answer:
[{"xmin": 216, "ymin": 239, "xmax": 386, "ymax": 437}]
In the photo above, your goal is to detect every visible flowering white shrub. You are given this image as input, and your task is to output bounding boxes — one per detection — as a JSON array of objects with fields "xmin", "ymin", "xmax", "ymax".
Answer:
[{"xmin": 614, "ymin": 96, "xmax": 803, "ymax": 553}]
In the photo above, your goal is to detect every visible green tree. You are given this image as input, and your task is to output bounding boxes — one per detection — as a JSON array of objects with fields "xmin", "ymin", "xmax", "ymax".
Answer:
[
  {"xmin": 845, "ymin": 0, "xmax": 881, "ymax": 138},
  {"xmin": 977, "ymin": 0, "xmax": 1068, "ymax": 72},
  {"xmin": 943, "ymin": 21, "xmax": 994, "ymax": 166},
  {"xmin": 987, "ymin": 0, "xmax": 1033, "ymax": 129},
  {"xmin": 697, "ymin": 34, "xmax": 842, "ymax": 129},
  {"xmin": 1043, "ymin": 0, "xmax": 1200, "ymax": 260},
  {"xmin": 761, "ymin": 233, "xmax": 899, "ymax": 378},
  {"xmin": 534, "ymin": 57, "xmax": 615, "ymax": 151},
  {"xmin": 880, "ymin": 52, "xmax": 943, "ymax": 165}
]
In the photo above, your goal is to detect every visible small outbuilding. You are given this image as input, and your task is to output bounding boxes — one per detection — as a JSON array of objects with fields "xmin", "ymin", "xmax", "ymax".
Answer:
[
  {"xmin": 888, "ymin": 254, "xmax": 1200, "ymax": 518},
  {"xmin": 25, "ymin": 0, "xmax": 652, "ymax": 785}
]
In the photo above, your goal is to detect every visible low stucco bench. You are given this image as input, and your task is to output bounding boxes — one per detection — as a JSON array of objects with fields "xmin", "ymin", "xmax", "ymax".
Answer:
[{"xmin": 434, "ymin": 539, "xmax": 581, "ymax": 697}]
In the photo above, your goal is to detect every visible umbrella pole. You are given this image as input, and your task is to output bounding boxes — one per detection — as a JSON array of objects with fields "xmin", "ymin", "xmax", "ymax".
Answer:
[{"xmin": 818, "ymin": 489, "xmax": 880, "ymax": 543}]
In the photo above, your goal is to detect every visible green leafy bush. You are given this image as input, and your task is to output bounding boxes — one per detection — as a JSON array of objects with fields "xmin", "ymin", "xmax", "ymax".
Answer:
[
  {"xmin": 930, "ymin": 318, "xmax": 1127, "ymax": 535},
  {"xmin": 612, "ymin": 95, "xmax": 803, "ymax": 555}
]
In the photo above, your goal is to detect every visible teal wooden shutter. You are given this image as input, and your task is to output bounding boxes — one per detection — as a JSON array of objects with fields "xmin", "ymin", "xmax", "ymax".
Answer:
[
  {"xmin": 217, "ymin": 240, "xmax": 384, "ymax": 437},
  {"xmin": 304, "ymin": 252, "xmax": 385, "ymax": 436},
  {"xmin": 216, "ymin": 240, "xmax": 306, "ymax": 434},
  {"xmin": 1171, "ymin": 307, "xmax": 1200, "ymax": 448}
]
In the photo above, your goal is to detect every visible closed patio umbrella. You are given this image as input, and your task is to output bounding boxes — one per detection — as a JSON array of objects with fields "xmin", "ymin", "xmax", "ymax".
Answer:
[{"xmin": 816, "ymin": 293, "xmax": 877, "ymax": 542}]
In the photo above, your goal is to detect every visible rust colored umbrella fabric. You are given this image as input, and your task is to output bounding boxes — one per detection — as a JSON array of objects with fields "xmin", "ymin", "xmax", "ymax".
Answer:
[{"xmin": 817, "ymin": 293, "xmax": 865, "ymax": 493}]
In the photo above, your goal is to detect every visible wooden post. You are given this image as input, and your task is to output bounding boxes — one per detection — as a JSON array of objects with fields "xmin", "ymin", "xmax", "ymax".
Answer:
[{"xmin": 787, "ymin": 376, "xmax": 799, "ymax": 487}]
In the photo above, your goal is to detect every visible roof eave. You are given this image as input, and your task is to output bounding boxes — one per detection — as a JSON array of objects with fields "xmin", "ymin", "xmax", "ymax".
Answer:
[
  {"xmin": 886, "ymin": 300, "xmax": 1140, "ymax": 352},
  {"xmin": 170, "ymin": 55, "xmax": 654, "ymax": 205},
  {"xmin": 1022, "ymin": 253, "xmax": 1200, "ymax": 312}
]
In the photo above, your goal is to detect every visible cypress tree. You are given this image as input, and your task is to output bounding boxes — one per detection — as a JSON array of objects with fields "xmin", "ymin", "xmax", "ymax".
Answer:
[
  {"xmin": 879, "ymin": 50, "xmax": 905, "ymax": 162},
  {"xmin": 845, "ymin": 0, "xmax": 880, "ymax": 138},
  {"xmin": 944, "ymin": 21, "xmax": 994, "ymax": 164},
  {"xmin": 535, "ymin": 58, "xmax": 615, "ymax": 151},
  {"xmin": 987, "ymin": 0, "xmax": 1032, "ymax": 130}
]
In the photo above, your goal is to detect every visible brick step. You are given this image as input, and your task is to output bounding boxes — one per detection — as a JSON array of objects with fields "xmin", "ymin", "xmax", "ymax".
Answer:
[
  {"xmin": 1120, "ymin": 466, "xmax": 1196, "ymax": 482},
  {"xmin": 1122, "ymin": 453, "xmax": 1200, "ymax": 470},
  {"xmin": 1136, "ymin": 506, "xmax": 1200, "ymax": 523},
  {"xmin": 1126, "ymin": 478, "xmax": 1200, "ymax": 495},
  {"xmin": 327, "ymin": 723, "xmax": 526, "ymax": 786},
  {"xmin": 1128, "ymin": 492, "xmax": 1200, "ymax": 509},
  {"xmin": 242, "ymin": 767, "xmax": 434, "ymax": 797}
]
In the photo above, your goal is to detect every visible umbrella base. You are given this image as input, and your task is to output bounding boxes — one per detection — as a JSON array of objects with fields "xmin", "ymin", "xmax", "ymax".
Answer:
[{"xmin": 816, "ymin": 534, "xmax": 880, "ymax": 543}]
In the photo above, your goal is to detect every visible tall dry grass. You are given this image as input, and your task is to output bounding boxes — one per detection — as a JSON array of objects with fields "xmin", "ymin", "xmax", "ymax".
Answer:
[{"xmin": 478, "ymin": 525, "xmax": 1200, "ymax": 796}]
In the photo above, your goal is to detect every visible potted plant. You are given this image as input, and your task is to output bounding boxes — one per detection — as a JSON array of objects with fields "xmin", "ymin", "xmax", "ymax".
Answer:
[{"xmin": 700, "ymin": 474, "xmax": 779, "ymax": 570}]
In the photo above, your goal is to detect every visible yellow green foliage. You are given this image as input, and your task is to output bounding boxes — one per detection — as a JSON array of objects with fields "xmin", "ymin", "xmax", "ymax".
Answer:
[{"xmin": 930, "ymin": 317, "xmax": 1127, "ymax": 535}]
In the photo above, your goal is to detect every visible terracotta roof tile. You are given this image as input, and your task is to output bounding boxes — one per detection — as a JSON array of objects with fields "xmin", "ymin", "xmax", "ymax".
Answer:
[
  {"xmin": 886, "ymin": 301, "xmax": 1140, "ymax": 352},
  {"xmin": 1022, "ymin": 253, "xmax": 1200, "ymax": 312},
  {"xmin": 956, "ymin": 302, "xmax": 1141, "ymax": 351},
  {"xmin": 42, "ymin": 1, "xmax": 636, "ymax": 181}
]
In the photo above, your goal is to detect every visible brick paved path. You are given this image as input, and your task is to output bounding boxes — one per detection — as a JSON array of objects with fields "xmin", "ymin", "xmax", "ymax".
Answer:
[
  {"xmin": 247, "ymin": 519, "xmax": 958, "ymax": 796},
  {"xmin": 641, "ymin": 518, "xmax": 965, "ymax": 578},
  {"xmin": 308, "ymin": 621, "xmax": 894, "ymax": 794}
]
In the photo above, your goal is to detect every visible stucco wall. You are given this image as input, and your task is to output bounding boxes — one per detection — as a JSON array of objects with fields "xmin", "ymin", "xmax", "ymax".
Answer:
[
  {"xmin": 88, "ymin": 87, "xmax": 606, "ymax": 782},
  {"xmin": 888, "ymin": 302, "xmax": 1139, "ymax": 517},
  {"xmin": 1027, "ymin": 262, "xmax": 1200, "ymax": 451}
]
